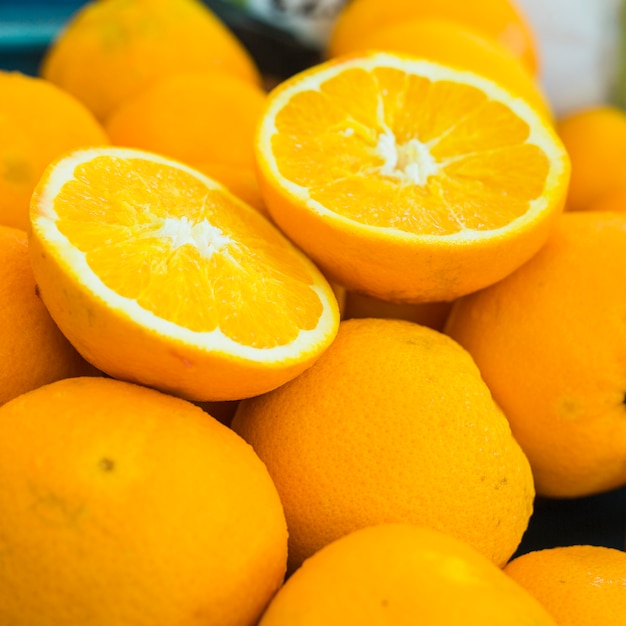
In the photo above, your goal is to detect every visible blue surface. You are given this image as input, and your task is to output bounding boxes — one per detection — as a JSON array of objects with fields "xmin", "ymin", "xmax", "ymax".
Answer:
[{"xmin": 0, "ymin": 1, "xmax": 88, "ymax": 74}]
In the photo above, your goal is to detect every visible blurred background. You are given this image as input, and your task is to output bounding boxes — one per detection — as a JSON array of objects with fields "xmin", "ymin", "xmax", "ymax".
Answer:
[{"xmin": 1, "ymin": 0, "xmax": 625, "ymax": 115}]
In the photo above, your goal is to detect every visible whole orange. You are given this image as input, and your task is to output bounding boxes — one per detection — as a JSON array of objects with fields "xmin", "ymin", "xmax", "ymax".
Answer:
[
  {"xmin": 231, "ymin": 317, "xmax": 535, "ymax": 572},
  {"xmin": 586, "ymin": 188, "xmax": 626, "ymax": 213},
  {"xmin": 0, "ymin": 70, "xmax": 108, "ymax": 231},
  {"xmin": 504, "ymin": 545, "xmax": 626, "ymax": 625},
  {"xmin": 0, "ymin": 376, "xmax": 288, "ymax": 626},
  {"xmin": 259, "ymin": 524, "xmax": 557, "ymax": 626},
  {"xmin": 0, "ymin": 225, "xmax": 97, "ymax": 405},
  {"xmin": 40, "ymin": 0, "xmax": 262, "ymax": 121},
  {"xmin": 557, "ymin": 106, "xmax": 626, "ymax": 211},
  {"xmin": 327, "ymin": 0, "xmax": 539, "ymax": 76},
  {"xmin": 445, "ymin": 211, "xmax": 626, "ymax": 497}
]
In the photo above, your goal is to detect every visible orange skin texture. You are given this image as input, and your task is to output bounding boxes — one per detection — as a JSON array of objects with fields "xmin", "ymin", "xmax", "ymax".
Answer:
[
  {"xmin": 338, "ymin": 18, "xmax": 551, "ymax": 121},
  {"xmin": 0, "ymin": 71, "xmax": 108, "ymax": 231},
  {"xmin": 40, "ymin": 0, "xmax": 262, "ymax": 122},
  {"xmin": 231, "ymin": 318, "xmax": 535, "ymax": 573},
  {"xmin": 504, "ymin": 546, "xmax": 626, "ymax": 626},
  {"xmin": 327, "ymin": 0, "xmax": 539, "ymax": 76},
  {"xmin": 0, "ymin": 376, "xmax": 288, "ymax": 626},
  {"xmin": 445, "ymin": 211, "xmax": 626, "ymax": 497},
  {"xmin": 557, "ymin": 106, "xmax": 626, "ymax": 211},
  {"xmin": 259, "ymin": 524, "xmax": 557, "ymax": 626},
  {"xmin": 0, "ymin": 225, "xmax": 98, "ymax": 405}
]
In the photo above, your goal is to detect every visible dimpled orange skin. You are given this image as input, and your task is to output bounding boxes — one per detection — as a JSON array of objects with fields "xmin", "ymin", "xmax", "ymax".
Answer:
[
  {"xmin": 40, "ymin": 0, "xmax": 262, "ymax": 122},
  {"xmin": 258, "ymin": 524, "xmax": 558, "ymax": 626},
  {"xmin": 504, "ymin": 545, "xmax": 626, "ymax": 626},
  {"xmin": 0, "ymin": 225, "xmax": 98, "ymax": 405},
  {"xmin": 445, "ymin": 211, "xmax": 626, "ymax": 497},
  {"xmin": 231, "ymin": 318, "xmax": 535, "ymax": 573},
  {"xmin": 327, "ymin": 0, "xmax": 539, "ymax": 76},
  {"xmin": 0, "ymin": 376, "xmax": 288, "ymax": 626},
  {"xmin": 0, "ymin": 71, "xmax": 108, "ymax": 231},
  {"xmin": 557, "ymin": 106, "xmax": 626, "ymax": 211}
]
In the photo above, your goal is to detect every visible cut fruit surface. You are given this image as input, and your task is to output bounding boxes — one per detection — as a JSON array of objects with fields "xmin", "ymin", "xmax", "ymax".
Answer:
[
  {"xmin": 29, "ymin": 147, "xmax": 340, "ymax": 401},
  {"xmin": 256, "ymin": 51, "xmax": 570, "ymax": 303}
]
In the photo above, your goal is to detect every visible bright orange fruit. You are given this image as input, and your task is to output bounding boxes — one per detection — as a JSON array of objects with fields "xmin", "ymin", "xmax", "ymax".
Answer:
[
  {"xmin": 0, "ymin": 225, "xmax": 98, "ymax": 405},
  {"xmin": 327, "ymin": 0, "xmax": 540, "ymax": 76},
  {"xmin": 105, "ymin": 71, "xmax": 269, "ymax": 216},
  {"xmin": 40, "ymin": 0, "xmax": 262, "ymax": 121},
  {"xmin": 232, "ymin": 318, "xmax": 535, "ymax": 572},
  {"xmin": 258, "ymin": 524, "xmax": 557, "ymax": 626},
  {"xmin": 504, "ymin": 545, "xmax": 626, "ymax": 626},
  {"xmin": 445, "ymin": 211, "xmax": 626, "ymax": 497},
  {"xmin": 29, "ymin": 147, "xmax": 340, "ymax": 402},
  {"xmin": 0, "ymin": 376, "xmax": 288, "ymax": 626},
  {"xmin": 333, "ymin": 18, "xmax": 551, "ymax": 120},
  {"xmin": 255, "ymin": 51, "xmax": 570, "ymax": 303},
  {"xmin": 0, "ymin": 70, "xmax": 108, "ymax": 231},
  {"xmin": 557, "ymin": 106, "xmax": 626, "ymax": 211}
]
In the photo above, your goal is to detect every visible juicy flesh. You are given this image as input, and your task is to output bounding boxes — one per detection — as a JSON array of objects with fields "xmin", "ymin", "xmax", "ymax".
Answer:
[
  {"xmin": 271, "ymin": 66, "xmax": 550, "ymax": 235},
  {"xmin": 53, "ymin": 157, "xmax": 324, "ymax": 348}
]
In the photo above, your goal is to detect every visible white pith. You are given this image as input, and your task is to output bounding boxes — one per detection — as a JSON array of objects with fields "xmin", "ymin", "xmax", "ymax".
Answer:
[
  {"xmin": 376, "ymin": 129, "xmax": 440, "ymax": 185},
  {"xmin": 155, "ymin": 216, "xmax": 232, "ymax": 258}
]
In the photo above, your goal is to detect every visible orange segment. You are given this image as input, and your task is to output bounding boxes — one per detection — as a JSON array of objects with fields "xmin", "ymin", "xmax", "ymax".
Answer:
[
  {"xmin": 256, "ymin": 52, "xmax": 570, "ymax": 303},
  {"xmin": 30, "ymin": 148, "xmax": 340, "ymax": 401},
  {"xmin": 337, "ymin": 19, "xmax": 552, "ymax": 121}
]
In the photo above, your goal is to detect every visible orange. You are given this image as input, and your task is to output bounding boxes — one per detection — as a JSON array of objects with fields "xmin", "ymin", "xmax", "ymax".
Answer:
[
  {"xmin": 327, "ymin": 0, "xmax": 539, "ymax": 76},
  {"xmin": 334, "ymin": 18, "xmax": 551, "ymax": 120},
  {"xmin": 40, "ymin": 0, "xmax": 262, "ymax": 122},
  {"xmin": 255, "ymin": 51, "xmax": 570, "ymax": 303},
  {"xmin": 0, "ymin": 225, "xmax": 98, "ymax": 405},
  {"xmin": 445, "ymin": 211, "xmax": 626, "ymax": 497},
  {"xmin": 105, "ymin": 71, "xmax": 268, "ymax": 215},
  {"xmin": 586, "ymin": 188, "xmax": 626, "ymax": 213},
  {"xmin": 342, "ymin": 290, "xmax": 452, "ymax": 331},
  {"xmin": 29, "ymin": 147, "xmax": 340, "ymax": 402},
  {"xmin": 504, "ymin": 545, "xmax": 626, "ymax": 625},
  {"xmin": 556, "ymin": 106, "xmax": 626, "ymax": 211},
  {"xmin": 231, "ymin": 317, "xmax": 535, "ymax": 572},
  {"xmin": 259, "ymin": 523, "xmax": 557, "ymax": 626},
  {"xmin": 193, "ymin": 161, "xmax": 267, "ymax": 216},
  {"xmin": 0, "ymin": 376, "xmax": 287, "ymax": 626},
  {"xmin": 0, "ymin": 70, "xmax": 108, "ymax": 231}
]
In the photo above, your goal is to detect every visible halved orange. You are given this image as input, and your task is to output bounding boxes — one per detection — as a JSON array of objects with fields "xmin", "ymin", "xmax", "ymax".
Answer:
[
  {"xmin": 255, "ymin": 51, "xmax": 570, "ymax": 303},
  {"xmin": 29, "ymin": 147, "xmax": 340, "ymax": 401}
]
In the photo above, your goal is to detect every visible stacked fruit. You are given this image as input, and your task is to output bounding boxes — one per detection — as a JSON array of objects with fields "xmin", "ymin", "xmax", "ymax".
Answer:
[{"xmin": 0, "ymin": 0, "xmax": 625, "ymax": 624}]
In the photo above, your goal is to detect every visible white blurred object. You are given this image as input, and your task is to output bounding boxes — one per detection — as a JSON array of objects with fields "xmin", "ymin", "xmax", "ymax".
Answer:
[{"xmin": 515, "ymin": 0, "xmax": 623, "ymax": 117}]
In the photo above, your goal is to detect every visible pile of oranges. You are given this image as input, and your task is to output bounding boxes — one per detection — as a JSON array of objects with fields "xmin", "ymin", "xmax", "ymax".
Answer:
[{"xmin": 1, "ymin": 0, "xmax": 625, "ymax": 624}]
